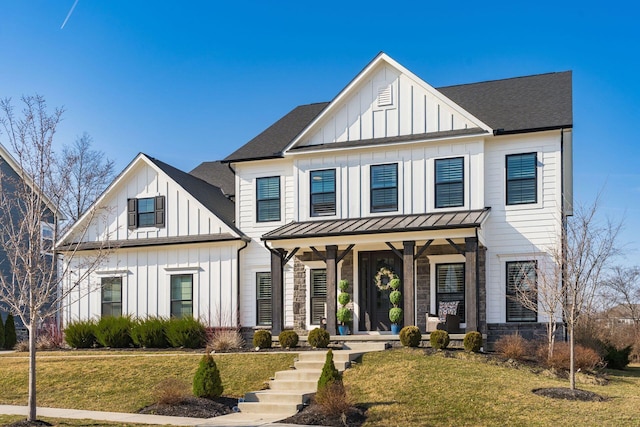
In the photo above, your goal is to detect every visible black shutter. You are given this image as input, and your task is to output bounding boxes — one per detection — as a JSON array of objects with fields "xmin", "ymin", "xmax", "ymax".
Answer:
[
  {"xmin": 154, "ymin": 196, "xmax": 165, "ymax": 228},
  {"xmin": 127, "ymin": 198, "xmax": 137, "ymax": 230}
]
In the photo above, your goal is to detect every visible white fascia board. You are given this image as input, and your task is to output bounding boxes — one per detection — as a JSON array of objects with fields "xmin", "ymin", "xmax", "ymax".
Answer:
[{"xmin": 281, "ymin": 52, "xmax": 492, "ymax": 154}]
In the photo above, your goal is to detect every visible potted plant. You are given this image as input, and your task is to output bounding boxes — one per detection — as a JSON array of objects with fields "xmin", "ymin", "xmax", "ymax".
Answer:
[
  {"xmin": 337, "ymin": 279, "xmax": 351, "ymax": 335},
  {"xmin": 388, "ymin": 277, "xmax": 403, "ymax": 334}
]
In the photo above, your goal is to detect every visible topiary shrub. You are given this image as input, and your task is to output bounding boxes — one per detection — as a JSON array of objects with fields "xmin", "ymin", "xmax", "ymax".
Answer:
[
  {"xmin": 308, "ymin": 327, "xmax": 330, "ymax": 348},
  {"xmin": 64, "ymin": 319, "xmax": 97, "ymax": 348},
  {"xmin": 278, "ymin": 330, "xmax": 298, "ymax": 349},
  {"xmin": 131, "ymin": 317, "xmax": 169, "ymax": 348},
  {"xmin": 337, "ymin": 292, "xmax": 350, "ymax": 306},
  {"xmin": 95, "ymin": 316, "xmax": 133, "ymax": 348},
  {"xmin": 338, "ymin": 279, "xmax": 349, "ymax": 292},
  {"xmin": 336, "ymin": 307, "xmax": 352, "ymax": 324},
  {"xmin": 463, "ymin": 331, "xmax": 483, "ymax": 353},
  {"xmin": 430, "ymin": 330, "xmax": 450, "ymax": 350},
  {"xmin": 165, "ymin": 316, "xmax": 206, "ymax": 349},
  {"xmin": 4, "ymin": 314, "xmax": 16, "ymax": 350},
  {"xmin": 389, "ymin": 278, "xmax": 401, "ymax": 290},
  {"xmin": 0, "ymin": 314, "xmax": 5, "ymax": 349},
  {"xmin": 317, "ymin": 349, "xmax": 342, "ymax": 392},
  {"xmin": 389, "ymin": 290, "xmax": 402, "ymax": 306},
  {"xmin": 389, "ymin": 307, "xmax": 403, "ymax": 324},
  {"xmin": 399, "ymin": 326, "xmax": 421, "ymax": 347},
  {"xmin": 193, "ymin": 354, "xmax": 223, "ymax": 398},
  {"xmin": 253, "ymin": 330, "xmax": 272, "ymax": 349}
]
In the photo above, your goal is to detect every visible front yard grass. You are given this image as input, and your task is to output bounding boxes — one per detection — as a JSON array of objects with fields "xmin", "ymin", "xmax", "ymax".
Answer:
[
  {"xmin": 346, "ymin": 349, "xmax": 640, "ymax": 426},
  {"xmin": 0, "ymin": 351, "xmax": 296, "ymax": 413}
]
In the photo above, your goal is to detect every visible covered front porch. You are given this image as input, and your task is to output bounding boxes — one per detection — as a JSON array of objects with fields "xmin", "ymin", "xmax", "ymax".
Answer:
[{"xmin": 261, "ymin": 209, "xmax": 490, "ymax": 336}]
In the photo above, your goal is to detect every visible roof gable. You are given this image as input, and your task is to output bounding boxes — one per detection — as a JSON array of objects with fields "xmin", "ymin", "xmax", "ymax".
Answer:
[{"xmin": 283, "ymin": 53, "xmax": 491, "ymax": 152}]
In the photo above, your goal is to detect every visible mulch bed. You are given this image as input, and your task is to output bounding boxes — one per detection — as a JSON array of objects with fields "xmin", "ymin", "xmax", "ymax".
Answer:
[
  {"xmin": 138, "ymin": 396, "xmax": 238, "ymax": 418},
  {"xmin": 279, "ymin": 403, "xmax": 367, "ymax": 426},
  {"xmin": 532, "ymin": 387, "xmax": 607, "ymax": 401}
]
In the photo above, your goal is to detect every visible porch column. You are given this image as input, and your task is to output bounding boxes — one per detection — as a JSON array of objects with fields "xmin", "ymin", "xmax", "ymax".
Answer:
[
  {"xmin": 465, "ymin": 237, "xmax": 478, "ymax": 332},
  {"xmin": 403, "ymin": 241, "xmax": 415, "ymax": 327},
  {"xmin": 325, "ymin": 245, "xmax": 338, "ymax": 335},
  {"xmin": 270, "ymin": 248, "xmax": 284, "ymax": 335}
]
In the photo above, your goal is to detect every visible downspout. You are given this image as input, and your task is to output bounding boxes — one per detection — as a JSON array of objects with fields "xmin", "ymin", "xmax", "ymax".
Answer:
[
  {"xmin": 560, "ymin": 128, "xmax": 568, "ymax": 342},
  {"xmin": 236, "ymin": 239, "xmax": 249, "ymax": 329}
]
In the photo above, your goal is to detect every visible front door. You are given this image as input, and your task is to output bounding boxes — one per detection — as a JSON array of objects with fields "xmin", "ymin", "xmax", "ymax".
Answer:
[{"xmin": 358, "ymin": 251, "xmax": 403, "ymax": 331}]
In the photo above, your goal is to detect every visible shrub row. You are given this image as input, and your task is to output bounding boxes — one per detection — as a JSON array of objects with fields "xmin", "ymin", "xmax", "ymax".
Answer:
[{"xmin": 64, "ymin": 316, "xmax": 206, "ymax": 349}]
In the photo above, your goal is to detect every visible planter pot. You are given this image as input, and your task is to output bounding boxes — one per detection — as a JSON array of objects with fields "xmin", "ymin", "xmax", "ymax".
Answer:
[
  {"xmin": 391, "ymin": 323, "xmax": 401, "ymax": 334},
  {"xmin": 338, "ymin": 325, "xmax": 349, "ymax": 335}
]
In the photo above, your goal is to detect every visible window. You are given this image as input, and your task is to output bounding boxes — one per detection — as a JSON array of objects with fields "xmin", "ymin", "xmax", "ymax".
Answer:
[
  {"xmin": 506, "ymin": 261, "xmax": 537, "ymax": 322},
  {"xmin": 170, "ymin": 274, "xmax": 193, "ymax": 318},
  {"xmin": 506, "ymin": 153, "xmax": 537, "ymax": 205},
  {"xmin": 370, "ymin": 164, "xmax": 398, "ymax": 212},
  {"xmin": 435, "ymin": 157, "xmax": 464, "ymax": 208},
  {"xmin": 127, "ymin": 196, "xmax": 165, "ymax": 229},
  {"xmin": 256, "ymin": 177, "xmax": 280, "ymax": 222},
  {"xmin": 101, "ymin": 277, "xmax": 122, "ymax": 317},
  {"xmin": 256, "ymin": 272, "xmax": 272, "ymax": 325},
  {"xmin": 310, "ymin": 269, "xmax": 327, "ymax": 324},
  {"xmin": 436, "ymin": 263, "xmax": 465, "ymax": 322},
  {"xmin": 310, "ymin": 170, "xmax": 336, "ymax": 216},
  {"xmin": 41, "ymin": 222, "xmax": 55, "ymax": 254}
]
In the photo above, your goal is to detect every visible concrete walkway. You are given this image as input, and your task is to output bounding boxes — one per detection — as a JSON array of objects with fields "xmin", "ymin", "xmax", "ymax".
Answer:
[{"xmin": 0, "ymin": 404, "xmax": 303, "ymax": 426}]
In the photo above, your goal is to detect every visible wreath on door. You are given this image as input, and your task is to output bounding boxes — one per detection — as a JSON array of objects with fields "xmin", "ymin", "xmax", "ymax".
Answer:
[{"xmin": 375, "ymin": 267, "xmax": 397, "ymax": 291}]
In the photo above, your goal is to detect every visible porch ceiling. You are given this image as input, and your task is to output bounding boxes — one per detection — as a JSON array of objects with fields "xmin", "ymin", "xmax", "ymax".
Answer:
[{"xmin": 262, "ymin": 208, "xmax": 490, "ymax": 243}]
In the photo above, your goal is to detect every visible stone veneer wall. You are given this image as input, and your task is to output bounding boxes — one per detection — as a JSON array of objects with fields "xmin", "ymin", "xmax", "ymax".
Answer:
[
  {"xmin": 485, "ymin": 322, "xmax": 564, "ymax": 351},
  {"xmin": 416, "ymin": 256, "xmax": 430, "ymax": 332}
]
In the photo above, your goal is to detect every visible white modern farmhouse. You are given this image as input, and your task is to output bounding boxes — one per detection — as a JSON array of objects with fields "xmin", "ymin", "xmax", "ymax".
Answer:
[{"xmin": 59, "ymin": 53, "xmax": 572, "ymax": 346}]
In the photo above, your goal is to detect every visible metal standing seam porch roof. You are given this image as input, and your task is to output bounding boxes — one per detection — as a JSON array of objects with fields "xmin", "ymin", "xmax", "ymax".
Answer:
[{"xmin": 261, "ymin": 208, "xmax": 491, "ymax": 241}]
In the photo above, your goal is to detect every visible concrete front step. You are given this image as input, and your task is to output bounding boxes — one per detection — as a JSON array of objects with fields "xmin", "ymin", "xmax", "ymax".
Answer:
[
  {"xmin": 294, "ymin": 360, "xmax": 350, "ymax": 371},
  {"xmin": 237, "ymin": 401, "xmax": 300, "ymax": 415},
  {"xmin": 268, "ymin": 379, "xmax": 318, "ymax": 392},
  {"xmin": 296, "ymin": 351, "xmax": 354, "ymax": 362},
  {"xmin": 275, "ymin": 369, "xmax": 322, "ymax": 381},
  {"xmin": 243, "ymin": 391, "xmax": 314, "ymax": 405}
]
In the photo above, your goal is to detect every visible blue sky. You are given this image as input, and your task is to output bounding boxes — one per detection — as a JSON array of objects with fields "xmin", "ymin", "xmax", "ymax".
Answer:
[{"xmin": 0, "ymin": 1, "xmax": 638, "ymax": 265}]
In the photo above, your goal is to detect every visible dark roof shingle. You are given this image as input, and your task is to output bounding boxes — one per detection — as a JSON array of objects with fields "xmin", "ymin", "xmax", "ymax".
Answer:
[{"xmin": 190, "ymin": 160, "xmax": 236, "ymax": 197}]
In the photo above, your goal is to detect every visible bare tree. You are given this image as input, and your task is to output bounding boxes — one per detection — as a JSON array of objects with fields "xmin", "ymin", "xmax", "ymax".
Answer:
[
  {"xmin": 59, "ymin": 132, "xmax": 115, "ymax": 225},
  {"xmin": 601, "ymin": 265, "xmax": 640, "ymax": 325},
  {"xmin": 0, "ymin": 95, "xmax": 112, "ymax": 422}
]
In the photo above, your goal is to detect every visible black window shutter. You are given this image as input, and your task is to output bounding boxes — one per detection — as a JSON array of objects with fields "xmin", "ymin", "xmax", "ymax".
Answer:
[
  {"xmin": 127, "ymin": 198, "xmax": 137, "ymax": 230},
  {"xmin": 154, "ymin": 196, "xmax": 165, "ymax": 228}
]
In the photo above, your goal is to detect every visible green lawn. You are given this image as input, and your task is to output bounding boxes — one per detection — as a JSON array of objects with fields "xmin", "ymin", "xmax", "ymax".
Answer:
[{"xmin": 1, "ymin": 349, "xmax": 640, "ymax": 426}]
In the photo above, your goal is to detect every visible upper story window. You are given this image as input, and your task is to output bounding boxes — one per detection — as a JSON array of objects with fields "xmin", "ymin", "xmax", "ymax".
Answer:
[
  {"xmin": 41, "ymin": 222, "xmax": 55, "ymax": 254},
  {"xmin": 127, "ymin": 196, "xmax": 165, "ymax": 230},
  {"xmin": 310, "ymin": 170, "xmax": 336, "ymax": 217},
  {"xmin": 506, "ymin": 153, "xmax": 537, "ymax": 205},
  {"xmin": 506, "ymin": 261, "xmax": 537, "ymax": 322},
  {"xmin": 370, "ymin": 163, "xmax": 398, "ymax": 213},
  {"xmin": 256, "ymin": 177, "xmax": 280, "ymax": 222},
  {"xmin": 435, "ymin": 157, "xmax": 464, "ymax": 208}
]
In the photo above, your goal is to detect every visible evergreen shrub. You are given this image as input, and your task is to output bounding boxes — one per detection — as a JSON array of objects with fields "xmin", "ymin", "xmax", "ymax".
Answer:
[
  {"xmin": 95, "ymin": 316, "xmax": 133, "ymax": 348},
  {"xmin": 131, "ymin": 317, "xmax": 169, "ymax": 348},
  {"xmin": 317, "ymin": 349, "xmax": 342, "ymax": 392},
  {"xmin": 463, "ymin": 331, "xmax": 483, "ymax": 353},
  {"xmin": 278, "ymin": 330, "xmax": 298, "ymax": 348},
  {"xmin": 252, "ymin": 330, "xmax": 272, "ymax": 349},
  {"xmin": 193, "ymin": 354, "xmax": 223, "ymax": 398},
  {"xmin": 399, "ymin": 326, "xmax": 421, "ymax": 347},
  {"xmin": 4, "ymin": 314, "xmax": 16, "ymax": 350},
  {"xmin": 165, "ymin": 316, "xmax": 206, "ymax": 349},
  {"xmin": 308, "ymin": 327, "xmax": 330, "ymax": 348},
  {"xmin": 64, "ymin": 319, "xmax": 97, "ymax": 348},
  {"xmin": 0, "ymin": 314, "xmax": 5, "ymax": 349},
  {"xmin": 430, "ymin": 330, "xmax": 450, "ymax": 350}
]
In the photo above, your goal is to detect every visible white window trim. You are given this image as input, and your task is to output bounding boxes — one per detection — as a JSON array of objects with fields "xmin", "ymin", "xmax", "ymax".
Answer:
[
  {"xmin": 167, "ymin": 271, "xmax": 197, "ymax": 318},
  {"xmin": 429, "ymin": 154, "xmax": 471, "ymax": 213},
  {"xmin": 363, "ymin": 161, "xmax": 404, "ymax": 217},
  {"xmin": 504, "ymin": 150, "xmax": 544, "ymax": 211},
  {"xmin": 255, "ymin": 176, "xmax": 285, "ymax": 225}
]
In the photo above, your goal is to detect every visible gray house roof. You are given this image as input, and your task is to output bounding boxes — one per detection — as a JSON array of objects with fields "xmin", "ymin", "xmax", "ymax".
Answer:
[
  {"xmin": 190, "ymin": 160, "xmax": 236, "ymax": 197},
  {"xmin": 146, "ymin": 155, "xmax": 244, "ymax": 237},
  {"xmin": 224, "ymin": 71, "xmax": 572, "ymax": 163}
]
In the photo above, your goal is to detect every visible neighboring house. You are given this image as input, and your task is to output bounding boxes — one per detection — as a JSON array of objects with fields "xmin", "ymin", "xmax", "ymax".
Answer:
[
  {"xmin": 600, "ymin": 304, "xmax": 640, "ymax": 326},
  {"xmin": 60, "ymin": 53, "xmax": 573, "ymax": 346},
  {"xmin": 58, "ymin": 154, "xmax": 248, "ymax": 327},
  {"xmin": 0, "ymin": 143, "xmax": 58, "ymax": 330}
]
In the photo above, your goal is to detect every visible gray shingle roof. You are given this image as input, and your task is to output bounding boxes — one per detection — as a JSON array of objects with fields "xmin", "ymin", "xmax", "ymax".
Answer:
[
  {"xmin": 190, "ymin": 160, "xmax": 236, "ymax": 197},
  {"xmin": 57, "ymin": 233, "xmax": 243, "ymax": 251},
  {"xmin": 224, "ymin": 72, "xmax": 572, "ymax": 163},
  {"xmin": 146, "ymin": 156, "xmax": 243, "ymax": 236},
  {"xmin": 439, "ymin": 71, "xmax": 572, "ymax": 134},
  {"xmin": 223, "ymin": 102, "xmax": 329, "ymax": 162},
  {"xmin": 262, "ymin": 208, "xmax": 490, "ymax": 241}
]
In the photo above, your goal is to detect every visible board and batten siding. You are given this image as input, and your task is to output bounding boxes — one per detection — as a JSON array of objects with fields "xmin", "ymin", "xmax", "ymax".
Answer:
[
  {"xmin": 85, "ymin": 160, "xmax": 236, "ymax": 243},
  {"xmin": 63, "ymin": 242, "xmax": 240, "ymax": 326},
  {"xmin": 482, "ymin": 131, "xmax": 564, "ymax": 324},
  {"xmin": 300, "ymin": 63, "xmax": 481, "ymax": 147}
]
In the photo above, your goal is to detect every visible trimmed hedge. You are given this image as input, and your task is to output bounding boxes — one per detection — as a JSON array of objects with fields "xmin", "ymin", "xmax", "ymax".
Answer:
[
  {"xmin": 165, "ymin": 317, "xmax": 206, "ymax": 349},
  {"xmin": 278, "ymin": 330, "xmax": 298, "ymax": 348},
  {"xmin": 430, "ymin": 330, "xmax": 450, "ymax": 350},
  {"xmin": 308, "ymin": 327, "xmax": 330, "ymax": 348},
  {"xmin": 399, "ymin": 326, "xmax": 421, "ymax": 347},
  {"xmin": 95, "ymin": 316, "xmax": 133, "ymax": 348},
  {"xmin": 131, "ymin": 317, "xmax": 169, "ymax": 348},
  {"xmin": 253, "ymin": 330, "xmax": 272, "ymax": 349},
  {"xmin": 463, "ymin": 331, "xmax": 483, "ymax": 353}
]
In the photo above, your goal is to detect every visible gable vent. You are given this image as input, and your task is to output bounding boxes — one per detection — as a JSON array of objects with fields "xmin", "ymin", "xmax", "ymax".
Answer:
[{"xmin": 377, "ymin": 84, "xmax": 393, "ymax": 107}]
